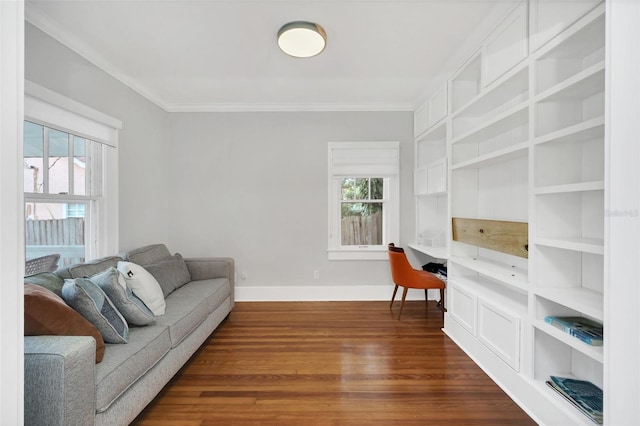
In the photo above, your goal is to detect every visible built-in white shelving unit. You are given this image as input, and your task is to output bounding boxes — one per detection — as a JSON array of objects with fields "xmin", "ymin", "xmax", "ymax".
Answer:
[
  {"xmin": 412, "ymin": 1, "xmax": 607, "ymax": 424},
  {"xmin": 412, "ymin": 85, "xmax": 448, "ymax": 260},
  {"xmin": 529, "ymin": 7, "xmax": 606, "ymax": 416}
]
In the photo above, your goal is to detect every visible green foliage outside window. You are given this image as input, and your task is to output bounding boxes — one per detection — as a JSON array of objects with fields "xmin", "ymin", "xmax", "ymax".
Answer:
[{"xmin": 340, "ymin": 178, "xmax": 383, "ymax": 216}]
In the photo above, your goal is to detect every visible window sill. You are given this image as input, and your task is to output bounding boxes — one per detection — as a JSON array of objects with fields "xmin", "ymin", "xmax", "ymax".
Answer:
[{"xmin": 327, "ymin": 248, "xmax": 388, "ymax": 261}]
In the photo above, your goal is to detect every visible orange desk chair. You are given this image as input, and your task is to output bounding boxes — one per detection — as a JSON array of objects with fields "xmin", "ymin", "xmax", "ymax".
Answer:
[{"xmin": 387, "ymin": 243, "xmax": 445, "ymax": 319}]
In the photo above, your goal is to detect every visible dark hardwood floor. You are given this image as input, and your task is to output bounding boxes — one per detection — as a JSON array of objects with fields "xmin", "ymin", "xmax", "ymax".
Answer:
[{"xmin": 133, "ymin": 301, "xmax": 535, "ymax": 425}]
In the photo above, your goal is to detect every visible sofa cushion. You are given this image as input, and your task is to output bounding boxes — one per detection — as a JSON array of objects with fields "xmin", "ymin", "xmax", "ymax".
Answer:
[
  {"xmin": 117, "ymin": 261, "xmax": 166, "ymax": 316},
  {"xmin": 95, "ymin": 325, "xmax": 171, "ymax": 413},
  {"xmin": 123, "ymin": 244, "xmax": 171, "ymax": 266},
  {"xmin": 91, "ymin": 267, "xmax": 155, "ymax": 326},
  {"xmin": 156, "ymin": 278, "xmax": 231, "ymax": 347},
  {"xmin": 143, "ymin": 253, "xmax": 192, "ymax": 297},
  {"xmin": 62, "ymin": 278, "xmax": 129, "ymax": 344},
  {"xmin": 24, "ymin": 272, "xmax": 65, "ymax": 298},
  {"xmin": 57, "ymin": 256, "xmax": 122, "ymax": 279},
  {"xmin": 24, "ymin": 283, "xmax": 105, "ymax": 362}
]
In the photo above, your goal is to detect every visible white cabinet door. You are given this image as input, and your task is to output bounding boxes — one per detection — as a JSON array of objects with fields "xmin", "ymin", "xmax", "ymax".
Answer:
[
  {"xmin": 414, "ymin": 168, "xmax": 429, "ymax": 196},
  {"xmin": 484, "ymin": 0, "xmax": 528, "ymax": 86},
  {"xmin": 427, "ymin": 158, "xmax": 447, "ymax": 195},
  {"xmin": 428, "ymin": 83, "xmax": 448, "ymax": 127},
  {"xmin": 477, "ymin": 298, "xmax": 521, "ymax": 371},
  {"xmin": 449, "ymin": 282, "xmax": 477, "ymax": 336},
  {"xmin": 414, "ymin": 100, "xmax": 429, "ymax": 137},
  {"xmin": 529, "ymin": 0, "xmax": 601, "ymax": 53}
]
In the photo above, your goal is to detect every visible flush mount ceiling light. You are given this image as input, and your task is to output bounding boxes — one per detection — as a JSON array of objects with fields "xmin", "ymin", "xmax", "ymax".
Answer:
[{"xmin": 277, "ymin": 21, "xmax": 327, "ymax": 58}]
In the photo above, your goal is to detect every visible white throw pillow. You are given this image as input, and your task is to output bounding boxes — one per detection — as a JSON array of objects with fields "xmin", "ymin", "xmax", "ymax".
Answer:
[{"xmin": 117, "ymin": 261, "xmax": 166, "ymax": 316}]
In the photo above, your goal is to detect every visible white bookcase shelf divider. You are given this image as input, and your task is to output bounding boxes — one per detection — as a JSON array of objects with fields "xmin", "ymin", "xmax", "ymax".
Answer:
[
  {"xmin": 533, "ymin": 116, "xmax": 604, "ymax": 146},
  {"xmin": 533, "ymin": 181, "xmax": 604, "ymax": 194},
  {"xmin": 534, "ymin": 287, "xmax": 604, "ymax": 322},
  {"xmin": 408, "ymin": 243, "xmax": 448, "ymax": 260},
  {"xmin": 449, "ymin": 255, "xmax": 528, "ymax": 292},
  {"xmin": 451, "ymin": 141, "xmax": 529, "ymax": 170},
  {"xmin": 534, "ymin": 237, "xmax": 604, "ymax": 255},
  {"xmin": 532, "ymin": 320, "xmax": 604, "ymax": 363}
]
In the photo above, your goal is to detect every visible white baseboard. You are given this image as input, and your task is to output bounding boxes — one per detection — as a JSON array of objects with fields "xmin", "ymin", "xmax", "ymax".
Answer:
[{"xmin": 235, "ymin": 285, "xmax": 442, "ymax": 302}]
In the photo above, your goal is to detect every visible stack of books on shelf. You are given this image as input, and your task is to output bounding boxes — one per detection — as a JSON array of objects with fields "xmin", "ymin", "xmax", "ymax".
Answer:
[
  {"xmin": 546, "ymin": 376, "xmax": 603, "ymax": 424},
  {"xmin": 544, "ymin": 315, "xmax": 603, "ymax": 346}
]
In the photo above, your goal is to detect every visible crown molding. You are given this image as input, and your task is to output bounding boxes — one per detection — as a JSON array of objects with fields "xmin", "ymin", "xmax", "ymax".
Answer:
[
  {"xmin": 164, "ymin": 102, "xmax": 414, "ymax": 113},
  {"xmin": 25, "ymin": 2, "xmax": 171, "ymax": 111}
]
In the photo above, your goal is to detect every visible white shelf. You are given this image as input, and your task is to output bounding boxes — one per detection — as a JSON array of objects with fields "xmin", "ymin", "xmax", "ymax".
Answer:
[
  {"xmin": 531, "ymin": 378, "xmax": 602, "ymax": 426},
  {"xmin": 415, "ymin": 120, "xmax": 447, "ymax": 144},
  {"xmin": 451, "ymin": 141, "xmax": 529, "ymax": 170},
  {"xmin": 535, "ymin": 61, "xmax": 605, "ymax": 103},
  {"xmin": 451, "ymin": 102, "xmax": 528, "ymax": 145},
  {"xmin": 533, "ymin": 116, "xmax": 604, "ymax": 146},
  {"xmin": 534, "ymin": 287, "xmax": 603, "ymax": 321},
  {"xmin": 450, "ymin": 52, "xmax": 482, "ymax": 114},
  {"xmin": 535, "ymin": 237, "xmax": 604, "ymax": 255},
  {"xmin": 408, "ymin": 243, "xmax": 448, "ymax": 260},
  {"xmin": 449, "ymin": 255, "xmax": 528, "ymax": 292},
  {"xmin": 534, "ymin": 181, "xmax": 604, "ymax": 194},
  {"xmin": 450, "ymin": 275, "xmax": 527, "ymax": 315},
  {"xmin": 533, "ymin": 319, "xmax": 603, "ymax": 363},
  {"xmin": 452, "ymin": 62, "xmax": 529, "ymax": 121}
]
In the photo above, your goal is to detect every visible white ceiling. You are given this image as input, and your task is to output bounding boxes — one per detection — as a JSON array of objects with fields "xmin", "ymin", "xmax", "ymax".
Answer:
[{"xmin": 25, "ymin": 0, "xmax": 518, "ymax": 112}]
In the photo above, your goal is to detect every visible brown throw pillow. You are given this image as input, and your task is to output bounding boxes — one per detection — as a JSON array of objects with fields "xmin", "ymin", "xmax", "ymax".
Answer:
[{"xmin": 24, "ymin": 283, "xmax": 105, "ymax": 363}]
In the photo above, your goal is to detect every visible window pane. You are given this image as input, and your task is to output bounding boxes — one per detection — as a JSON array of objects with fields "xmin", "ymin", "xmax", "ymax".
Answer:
[
  {"xmin": 341, "ymin": 202, "xmax": 383, "ymax": 245},
  {"xmin": 66, "ymin": 203, "xmax": 86, "ymax": 218},
  {"xmin": 341, "ymin": 178, "xmax": 355, "ymax": 200},
  {"xmin": 73, "ymin": 136, "xmax": 87, "ymax": 195},
  {"xmin": 25, "ymin": 202, "xmax": 85, "ymax": 267},
  {"xmin": 24, "ymin": 122, "xmax": 44, "ymax": 193},
  {"xmin": 49, "ymin": 129, "xmax": 70, "ymax": 195},
  {"xmin": 354, "ymin": 178, "xmax": 369, "ymax": 200},
  {"xmin": 371, "ymin": 178, "xmax": 384, "ymax": 200}
]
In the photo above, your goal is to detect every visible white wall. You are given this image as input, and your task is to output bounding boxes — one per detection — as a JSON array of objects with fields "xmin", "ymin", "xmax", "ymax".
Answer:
[
  {"xmin": 24, "ymin": 24, "xmax": 426, "ymax": 302},
  {"xmin": 605, "ymin": 0, "xmax": 640, "ymax": 423},
  {"xmin": 0, "ymin": 2, "xmax": 24, "ymax": 423},
  {"xmin": 24, "ymin": 23, "xmax": 170, "ymax": 251},
  {"xmin": 167, "ymin": 112, "xmax": 421, "ymax": 300}
]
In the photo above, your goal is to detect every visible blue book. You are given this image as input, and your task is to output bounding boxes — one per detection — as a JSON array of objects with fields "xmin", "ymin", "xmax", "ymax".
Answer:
[
  {"xmin": 544, "ymin": 316, "xmax": 603, "ymax": 346},
  {"xmin": 546, "ymin": 376, "xmax": 603, "ymax": 424}
]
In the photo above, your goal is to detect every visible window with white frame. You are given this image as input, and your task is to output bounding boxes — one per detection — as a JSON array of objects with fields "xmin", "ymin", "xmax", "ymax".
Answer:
[
  {"xmin": 327, "ymin": 142, "xmax": 399, "ymax": 260},
  {"xmin": 24, "ymin": 81, "xmax": 121, "ymax": 269}
]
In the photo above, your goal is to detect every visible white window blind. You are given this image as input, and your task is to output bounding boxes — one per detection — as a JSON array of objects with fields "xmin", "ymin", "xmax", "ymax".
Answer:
[
  {"xmin": 24, "ymin": 81, "xmax": 121, "ymax": 147},
  {"xmin": 328, "ymin": 141, "xmax": 399, "ymax": 177}
]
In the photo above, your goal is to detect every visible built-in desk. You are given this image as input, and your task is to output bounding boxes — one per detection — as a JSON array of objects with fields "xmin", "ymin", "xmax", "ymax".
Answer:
[{"xmin": 408, "ymin": 243, "xmax": 447, "ymax": 260}]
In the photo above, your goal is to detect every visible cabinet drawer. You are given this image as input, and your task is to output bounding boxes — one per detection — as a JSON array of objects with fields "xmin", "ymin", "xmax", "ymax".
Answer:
[
  {"xmin": 477, "ymin": 298, "xmax": 521, "ymax": 371},
  {"xmin": 449, "ymin": 283, "xmax": 477, "ymax": 336}
]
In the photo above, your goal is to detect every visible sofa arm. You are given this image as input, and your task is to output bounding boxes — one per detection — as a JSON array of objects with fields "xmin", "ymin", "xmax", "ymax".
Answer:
[
  {"xmin": 24, "ymin": 336, "xmax": 96, "ymax": 426},
  {"xmin": 184, "ymin": 257, "xmax": 235, "ymax": 305}
]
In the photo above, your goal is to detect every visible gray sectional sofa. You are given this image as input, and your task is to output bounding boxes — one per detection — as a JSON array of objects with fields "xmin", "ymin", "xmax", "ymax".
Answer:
[{"xmin": 24, "ymin": 244, "xmax": 234, "ymax": 426}]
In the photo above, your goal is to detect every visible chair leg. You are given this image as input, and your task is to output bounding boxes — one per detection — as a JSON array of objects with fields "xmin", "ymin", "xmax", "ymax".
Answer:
[
  {"xmin": 437, "ymin": 288, "xmax": 446, "ymax": 312},
  {"xmin": 390, "ymin": 285, "xmax": 399, "ymax": 310},
  {"xmin": 425, "ymin": 289, "xmax": 429, "ymax": 307},
  {"xmin": 398, "ymin": 287, "xmax": 409, "ymax": 319}
]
